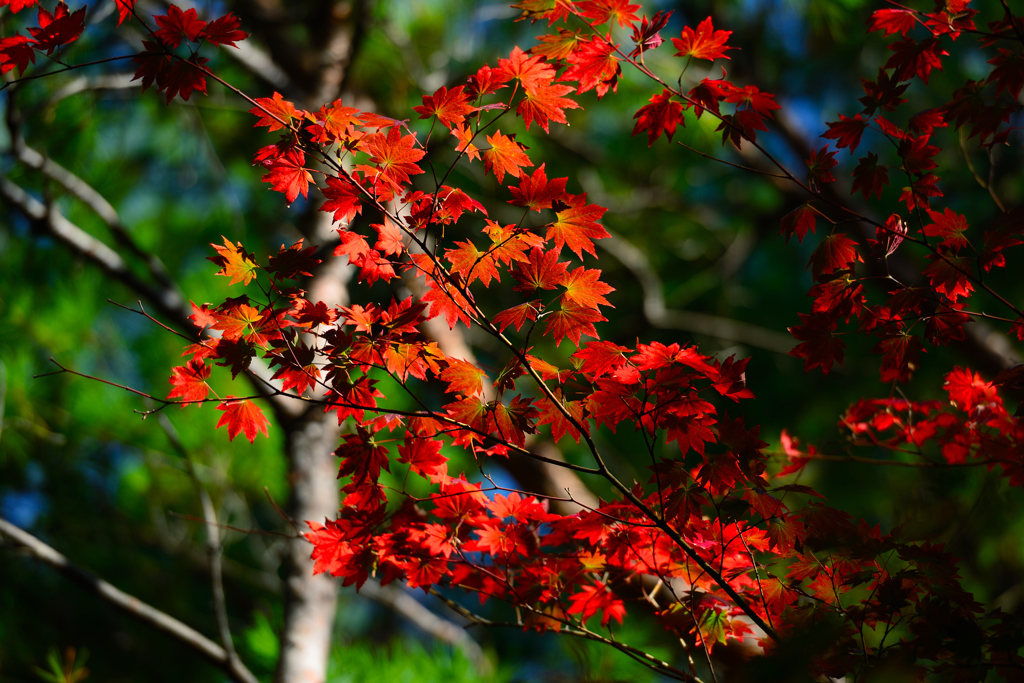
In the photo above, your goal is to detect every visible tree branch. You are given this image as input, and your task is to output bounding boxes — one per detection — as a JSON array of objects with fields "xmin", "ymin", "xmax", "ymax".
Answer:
[
  {"xmin": 0, "ymin": 176, "xmax": 188, "ymax": 321},
  {"xmin": 359, "ymin": 580, "xmax": 491, "ymax": 675},
  {"xmin": 600, "ymin": 229, "xmax": 795, "ymax": 354},
  {"xmin": 0, "ymin": 516, "xmax": 259, "ymax": 683},
  {"xmin": 157, "ymin": 413, "xmax": 242, "ymax": 669},
  {"xmin": 12, "ymin": 139, "xmax": 177, "ymax": 292}
]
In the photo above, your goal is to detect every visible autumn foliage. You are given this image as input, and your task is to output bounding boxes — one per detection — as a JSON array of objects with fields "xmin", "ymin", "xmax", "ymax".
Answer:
[{"xmin": 7, "ymin": 0, "xmax": 1024, "ymax": 679}]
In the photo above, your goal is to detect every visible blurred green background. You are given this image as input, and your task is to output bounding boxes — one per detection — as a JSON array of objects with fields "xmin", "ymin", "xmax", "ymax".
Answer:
[{"xmin": 2, "ymin": 0, "xmax": 1023, "ymax": 681}]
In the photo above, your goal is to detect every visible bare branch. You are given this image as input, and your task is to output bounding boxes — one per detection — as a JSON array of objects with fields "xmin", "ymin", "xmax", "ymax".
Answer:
[
  {"xmin": 157, "ymin": 413, "xmax": 241, "ymax": 668},
  {"xmin": 0, "ymin": 176, "xmax": 189, "ymax": 321},
  {"xmin": 0, "ymin": 516, "xmax": 259, "ymax": 683},
  {"xmin": 600, "ymin": 229, "xmax": 795, "ymax": 354},
  {"xmin": 230, "ymin": 39, "xmax": 291, "ymax": 91},
  {"xmin": 44, "ymin": 72, "xmax": 140, "ymax": 108},
  {"xmin": 359, "ymin": 580, "xmax": 492, "ymax": 675},
  {"xmin": 0, "ymin": 177, "xmax": 304, "ymax": 419},
  {"xmin": 12, "ymin": 140, "xmax": 177, "ymax": 291}
]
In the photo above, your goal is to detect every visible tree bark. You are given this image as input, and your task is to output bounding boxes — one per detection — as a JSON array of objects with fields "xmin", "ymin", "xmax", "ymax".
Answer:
[{"xmin": 276, "ymin": 411, "xmax": 342, "ymax": 683}]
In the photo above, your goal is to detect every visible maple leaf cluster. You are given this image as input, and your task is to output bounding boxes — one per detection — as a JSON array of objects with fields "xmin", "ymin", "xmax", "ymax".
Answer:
[
  {"xmin": 0, "ymin": 0, "xmax": 247, "ymax": 102},
  {"xmin": 29, "ymin": 0, "xmax": 1023, "ymax": 678}
]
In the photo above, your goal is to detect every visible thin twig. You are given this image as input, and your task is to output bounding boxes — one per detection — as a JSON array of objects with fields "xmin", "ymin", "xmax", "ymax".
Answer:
[
  {"xmin": 0, "ymin": 516, "xmax": 258, "ymax": 683},
  {"xmin": 156, "ymin": 413, "xmax": 240, "ymax": 666}
]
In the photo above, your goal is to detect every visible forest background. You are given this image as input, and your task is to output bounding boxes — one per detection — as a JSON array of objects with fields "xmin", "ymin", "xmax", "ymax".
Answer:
[{"xmin": 1, "ymin": 0, "xmax": 1023, "ymax": 681}]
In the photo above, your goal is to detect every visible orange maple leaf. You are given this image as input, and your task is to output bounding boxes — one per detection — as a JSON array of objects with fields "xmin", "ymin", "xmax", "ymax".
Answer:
[
  {"xmin": 483, "ymin": 130, "xmax": 533, "ymax": 183},
  {"xmin": 547, "ymin": 195, "xmax": 610, "ymax": 258},
  {"xmin": 207, "ymin": 235, "xmax": 258, "ymax": 285}
]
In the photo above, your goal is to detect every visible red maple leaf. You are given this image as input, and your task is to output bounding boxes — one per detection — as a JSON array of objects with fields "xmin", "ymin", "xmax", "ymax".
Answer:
[
  {"xmin": 334, "ymin": 230, "xmax": 371, "ymax": 267},
  {"xmin": 493, "ymin": 302, "xmax": 540, "ymax": 333},
  {"xmin": 508, "ymin": 164, "xmax": 568, "ymax": 211},
  {"xmin": 945, "ymin": 367, "xmax": 998, "ymax": 412},
  {"xmin": 544, "ymin": 300, "xmax": 605, "ymax": 346},
  {"xmin": 721, "ymin": 84, "xmax": 780, "ymax": 118},
  {"xmin": 547, "ymin": 194, "xmax": 609, "ymax": 258},
  {"xmin": 633, "ymin": 341, "xmax": 716, "ymax": 374},
  {"xmin": 445, "ymin": 240, "xmax": 500, "ymax": 287},
  {"xmin": 562, "ymin": 37, "xmax": 621, "ymax": 98},
  {"xmin": 873, "ymin": 331, "xmax": 923, "ymax": 383},
  {"xmin": 567, "ymin": 581, "xmax": 626, "ymax": 627},
  {"xmin": 168, "ymin": 359, "xmax": 211, "ymax": 406},
  {"xmin": 629, "ymin": 9, "xmax": 672, "ymax": 58},
  {"xmin": 188, "ymin": 301, "xmax": 218, "ymax": 330},
  {"xmin": 536, "ymin": 395, "xmax": 586, "ymax": 443},
  {"xmin": 262, "ymin": 149, "xmax": 312, "ymax": 204},
  {"xmin": 561, "ymin": 267, "xmax": 614, "ymax": 310},
  {"xmin": 517, "ymin": 80, "xmax": 580, "ymax": 132},
  {"xmin": 321, "ymin": 176, "xmax": 363, "ymax": 224},
  {"xmin": 373, "ymin": 217, "xmax": 405, "ymax": 257},
  {"xmin": 384, "ymin": 343, "xmax": 437, "ymax": 382},
  {"xmin": 877, "ymin": 214, "xmax": 907, "ymax": 258},
  {"xmin": 498, "ymin": 46, "xmax": 555, "ymax": 92},
  {"xmin": 485, "ymin": 221, "xmax": 545, "ymax": 265},
  {"xmin": 923, "ymin": 254, "xmax": 974, "ymax": 302},
  {"xmin": 808, "ymin": 233, "xmax": 862, "ymax": 281},
  {"xmin": 859, "ymin": 69, "xmax": 909, "ymax": 115},
  {"xmin": 717, "ymin": 109, "xmax": 769, "ymax": 148},
  {"xmin": 435, "ymin": 186, "xmax": 487, "ymax": 224},
  {"xmin": 212, "ymin": 304, "xmax": 281, "ymax": 346},
  {"xmin": 510, "ymin": 0, "xmax": 575, "ymax": 25},
  {"xmin": 466, "ymin": 63, "xmax": 510, "ymax": 98},
  {"xmin": 885, "ymin": 38, "xmax": 947, "ymax": 84},
  {"xmin": 154, "ymin": 5, "xmax": 206, "ymax": 49},
  {"xmin": 450, "ymin": 124, "xmax": 481, "ymax": 161},
  {"xmin": 363, "ymin": 126, "xmax": 426, "ymax": 190},
  {"xmin": 577, "ymin": 0, "xmax": 641, "ymax": 28},
  {"xmin": 308, "ymin": 100, "xmax": 361, "ymax": 144},
  {"xmin": 28, "ymin": 3, "xmax": 85, "ymax": 55},
  {"xmin": 397, "ymin": 438, "xmax": 448, "ymax": 483},
  {"xmin": 250, "ymin": 92, "xmax": 300, "ymax": 132},
  {"xmin": 413, "ymin": 85, "xmax": 476, "ymax": 128},
  {"xmin": 851, "ymin": 152, "xmax": 889, "ymax": 200},
  {"xmin": 922, "ymin": 208, "xmax": 969, "ymax": 252},
  {"xmin": 789, "ymin": 313, "xmax": 846, "ymax": 374},
  {"xmin": 899, "ymin": 174, "xmax": 942, "ymax": 210},
  {"xmin": 440, "ymin": 358, "xmax": 488, "ymax": 397},
  {"xmin": 632, "ymin": 89, "xmax": 684, "ymax": 146},
  {"xmin": 780, "ymin": 204, "xmax": 817, "ymax": 244},
  {"xmin": 216, "ymin": 397, "xmax": 271, "ymax": 443},
  {"xmin": 444, "ymin": 396, "xmax": 489, "ymax": 435},
  {"xmin": 672, "ymin": 17, "xmax": 733, "ymax": 61},
  {"xmin": 200, "ymin": 13, "xmax": 248, "ymax": 48},
  {"xmin": 989, "ymin": 49, "xmax": 1024, "ymax": 99},
  {"xmin": 411, "ymin": 254, "xmax": 475, "ymax": 329},
  {"xmin": 336, "ymin": 429, "xmax": 391, "ymax": 484},
  {"xmin": 159, "ymin": 57, "xmax": 208, "ymax": 103},
  {"xmin": 806, "ymin": 146, "xmax": 838, "ymax": 187},
  {"xmin": 822, "ymin": 114, "xmax": 867, "ymax": 153},
  {"xmin": 0, "ymin": 35, "xmax": 36, "ymax": 75},
  {"xmin": 512, "ymin": 247, "xmax": 568, "ymax": 292},
  {"xmin": 112, "ymin": 0, "xmax": 135, "ymax": 25},
  {"xmin": 266, "ymin": 240, "xmax": 319, "ymax": 280},
  {"xmin": 572, "ymin": 340, "xmax": 630, "ymax": 378},
  {"xmin": 868, "ymin": 8, "xmax": 917, "ymax": 37},
  {"xmin": 483, "ymin": 130, "xmax": 533, "ymax": 183},
  {"xmin": 0, "ymin": 0, "xmax": 39, "ymax": 13},
  {"xmin": 269, "ymin": 342, "xmax": 322, "ymax": 395}
]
